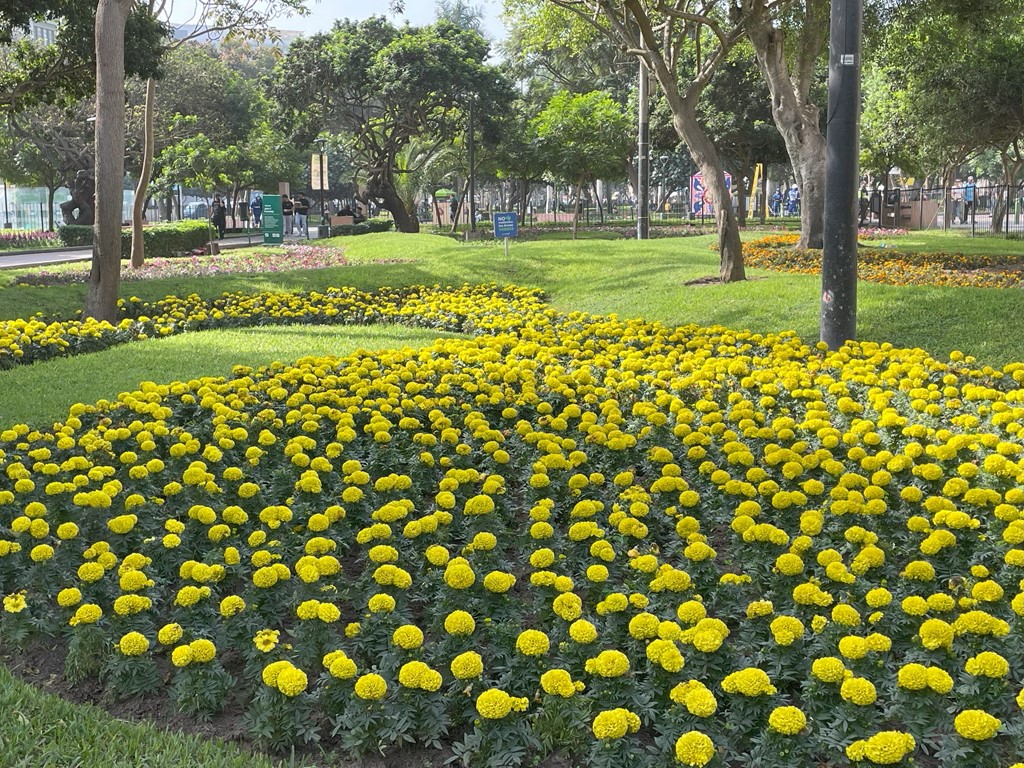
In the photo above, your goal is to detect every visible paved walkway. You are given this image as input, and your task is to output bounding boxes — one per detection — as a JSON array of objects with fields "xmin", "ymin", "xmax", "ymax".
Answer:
[{"xmin": 0, "ymin": 230, "xmax": 323, "ymax": 271}]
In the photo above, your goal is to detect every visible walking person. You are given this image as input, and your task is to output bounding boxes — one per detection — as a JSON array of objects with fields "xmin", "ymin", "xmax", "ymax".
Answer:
[
  {"xmin": 293, "ymin": 193, "xmax": 311, "ymax": 236},
  {"xmin": 250, "ymin": 194, "xmax": 263, "ymax": 228},
  {"xmin": 210, "ymin": 194, "xmax": 227, "ymax": 238},
  {"xmin": 962, "ymin": 175, "xmax": 976, "ymax": 223},
  {"xmin": 282, "ymin": 194, "xmax": 294, "ymax": 235}
]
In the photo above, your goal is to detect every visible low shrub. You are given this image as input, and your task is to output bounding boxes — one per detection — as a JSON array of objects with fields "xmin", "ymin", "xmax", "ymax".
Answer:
[
  {"xmin": 58, "ymin": 221, "xmax": 211, "ymax": 258},
  {"xmin": 58, "ymin": 225, "xmax": 94, "ymax": 247},
  {"xmin": 329, "ymin": 218, "xmax": 394, "ymax": 238},
  {"xmin": 120, "ymin": 221, "xmax": 211, "ymax": 259}
]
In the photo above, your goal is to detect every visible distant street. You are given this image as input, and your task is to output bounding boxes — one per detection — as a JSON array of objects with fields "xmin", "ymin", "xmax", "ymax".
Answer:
[{"xmin": 0, "ymin": 231, "xmax": 323, "ymax": 271}]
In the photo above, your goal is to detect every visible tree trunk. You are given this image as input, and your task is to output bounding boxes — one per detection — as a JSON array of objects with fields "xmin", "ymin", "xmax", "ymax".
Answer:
[
  {"xmin": 746, "ymin": 4, "xmax": 828, "ymax": 249},
  {"xmin": 47, "ymin": 186, "xmax": 56, "ymax": 230},
  {"xmin": 373, "ymin": 177, "xmax": 419, "ymax": 233},
  {"xmin": 673, "ymin": 107, "xmax": 744, "ymax": 281},
  {"xmin": 736, "ymin": 165, "xmax": 750, "ymax": 227},
  {"xmin": 130, "ymin": 77, "xmax": 156, "ymax": 268},
  {"xmin": 84, "ymin": 0, "xmax": 131, "ymax": 322}
]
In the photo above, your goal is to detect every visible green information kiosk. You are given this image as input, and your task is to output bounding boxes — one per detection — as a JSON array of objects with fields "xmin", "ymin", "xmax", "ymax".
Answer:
[{"xmin": 262, "ymin": 195, "xmax": 284, "ymax": 245}]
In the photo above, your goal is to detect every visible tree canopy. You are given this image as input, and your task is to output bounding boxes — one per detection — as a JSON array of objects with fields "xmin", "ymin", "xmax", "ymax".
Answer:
[{"xmin": 270, "ymin": 16, "xmax": 512, "ymax": 232}]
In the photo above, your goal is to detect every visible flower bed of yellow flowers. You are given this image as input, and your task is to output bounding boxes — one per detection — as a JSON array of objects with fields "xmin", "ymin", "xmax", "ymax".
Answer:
[
  {"xmin": 744, "ymin": 234, "xmax": 1024, "ymax": 288},
  {"xmin": 3, "ymin": 283, "xmax": 1024, "ymax": 767}
]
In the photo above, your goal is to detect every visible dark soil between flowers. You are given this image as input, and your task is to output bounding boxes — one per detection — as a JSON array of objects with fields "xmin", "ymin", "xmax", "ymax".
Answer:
[{"xmin": 0, "ymin": 639, "xmax": 576, "ymax": 768}]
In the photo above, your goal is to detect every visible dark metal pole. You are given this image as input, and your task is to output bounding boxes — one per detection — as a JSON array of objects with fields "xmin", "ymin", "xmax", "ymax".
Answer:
[
  {"xmin": 469, "ymin": 99, "xmax": 476, "ymax": 233},
  {"xmin": 2, "ymin": 179, "xmax": 10, "ymax": 228},
  {"xmin": 637, "ymin": 59, "xmax": 650, "ymax": 239},
  {"xmin": 821, "ymin": 0, "xmax": 863, "ymax": 350}
]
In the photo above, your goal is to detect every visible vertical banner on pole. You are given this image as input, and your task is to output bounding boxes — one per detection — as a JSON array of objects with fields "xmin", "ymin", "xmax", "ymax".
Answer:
[
  {"xmin": 262, "ymin": 195, "xmax": 284, "ymax": 245},
  {"xmin": 311, "ymin": 154, "xmax": 328, "ymax": 191}
]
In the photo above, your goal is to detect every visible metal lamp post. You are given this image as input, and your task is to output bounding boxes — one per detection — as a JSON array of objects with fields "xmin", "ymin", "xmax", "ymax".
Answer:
[{"xmin": 3, "ymin": 178, "xmax": 11, "ymax": 229}]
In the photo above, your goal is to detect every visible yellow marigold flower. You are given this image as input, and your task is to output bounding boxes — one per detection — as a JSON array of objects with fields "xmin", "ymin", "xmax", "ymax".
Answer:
[
  {"xmin": 56, "ymin": 588, "xmax": 82, "ymax": 608},
  {"xmin": 840, "ymin": 676, "xmax": 877, "ymax": 706},
  {"xmin": 768, "ymin": 706, "xmax": 807, "ymax": 736},
  {"xmin": 157, "ymin": 623, "xmax": 184, "ymax": 645},
  {"xmin": 368, "ymin": 593, "xmax": 396, "ymax": 613},
  {"xmin": 516, "ymin": 628, "xmax": 550, "ymax": 656},
  {"xmin": 483, "ymin": 570, "xmax": 516, "ymax": 593},
  {"xmin": 450, "ymin": 650, "xmax": 484, "ymax": 680},
  {"xmin": 552, "ymin": 592, "xmax": 583, "ymax": 621},
  {"xmin": 591, "ymin": 708, "xmax": 641, "ymax": 739},
  {"xmin": 569, "ymin": 619, "xmax": 598, "ymax": 644},
  {"xmin": 674, "ymin": 731, "xmax": 715, "ymax": 767},
  {"xmin": 219, "ymin": 595, "xmax": 245, "ymax": 617},
  {"xmin": 745, "ymin": 600, "xmax": 774, "ymax": 619},
  {"xmin": 811, "ymin": 656, "xmax": 847, "ymax": 684},
  {"xmin": 475, "ymin": 688, "xmax": 528, "ymax": 719},
  {"xmin": 392, "ymin": 624, "xmax": 424, "ymax": 650},
  {"xmin": 721, "ymin": 667, "xmax": 776, "ymax": 697},
  {"xmin": 838, "ymin": 635, "xmax": 869, "ymax": 659},
  {"xmin": 769, "ymin": 615, "xmax": 804, "ymax": 646},
  {"xmin": 965, "ymin": 651, "xmax": 1009, "ymax": 678},
  {"xmin": 117, "ymin": 631, "xmax": 150, "ymax": 656},
  {"xmin": 628, "ymin": 612, "xmax": 660, "ymax": 640},
  {"xmin": 354, "ymin": 673, "xmax": 388, "ymax": 701},
  {"xmin": 171, "ymin": 645, "xmax": 193, "ymax": 667},
  {"xmin": 276, "ymin": 665, "xmax": 308, "ymax": 697},
  {"xmin": 540, "ymin": 669, "xmax": 578, "ymax": 698},
  {"xmin": 585, "ymin": 649, "xmax": 630, "ymax": 678},
  {"xmin": 443, "ymin": 559, "xmax": 476, "ymax": 589},
  {"xmin": 189, "ymin": 638, "xmax": 216, "ymax": 663},
  {"xmin": 328, "ymin": 653, "xmax": 357, "ymax": 680},
  {"xmin": 253, "ymin": 628, "xmax": 280, "ymax": 653},
  {"xmin": 923, "ymin": 666, "xmax": 953, "ymax": 693},
  {"xmin": 858, "ymin": 731, "xmax": 916, "ymax": 764},
  {"xmin": 918, "ymin": 618, "xmax": 954, "ymax": 650},
  {"xmin": 953, "ymin": 709, "xmax": 1001, "ymax": 740},
  {"xmin": 69, "ymin": 603, "xmax": 102, "ymax": 626}
]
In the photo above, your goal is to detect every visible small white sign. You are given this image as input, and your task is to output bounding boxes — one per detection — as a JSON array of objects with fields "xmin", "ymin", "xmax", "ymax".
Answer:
[{"xmin": 841, "ymin": 54, "xmax": 856, "ymax": 65}]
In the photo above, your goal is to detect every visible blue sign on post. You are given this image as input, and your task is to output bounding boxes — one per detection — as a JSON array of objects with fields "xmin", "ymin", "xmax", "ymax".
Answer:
[{"xmin": 493, "ymin": 211, "xmax": 518, "ymax": 238}]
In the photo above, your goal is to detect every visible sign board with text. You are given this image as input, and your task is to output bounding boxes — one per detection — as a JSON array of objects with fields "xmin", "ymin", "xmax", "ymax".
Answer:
[
  {"xmin": 493, "ymin": 211, "xmax": 518, "ymax": 238},
  {"xmin": 262, "ymin": 194, "xmax": 283, "ymax": 245}
]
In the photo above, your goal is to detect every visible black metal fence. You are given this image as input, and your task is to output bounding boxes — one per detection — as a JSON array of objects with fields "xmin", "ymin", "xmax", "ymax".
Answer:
[{"xmin": 860, "ymin": 184, "xmax": 1024, "ymax": 237}]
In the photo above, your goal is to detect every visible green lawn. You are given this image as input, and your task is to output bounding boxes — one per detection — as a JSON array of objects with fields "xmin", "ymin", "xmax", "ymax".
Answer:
[{"xmin": 3, "ymin": 230, "xmax": 1022, "ymax": 366}]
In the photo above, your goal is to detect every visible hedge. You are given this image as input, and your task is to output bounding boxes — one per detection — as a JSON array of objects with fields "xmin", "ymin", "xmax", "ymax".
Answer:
[
  {"xmin": 58, "ymin": 221, "xmax": 212, "ymax": 258},
  {"xmin": 328, "ymin": 218, "xmax": 394, "ymax": 237}
]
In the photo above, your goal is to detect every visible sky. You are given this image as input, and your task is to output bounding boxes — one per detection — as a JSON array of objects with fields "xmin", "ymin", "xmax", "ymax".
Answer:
[{"xmin": 171, "ymin": 0, "xmax": 508, "ymax": 45}]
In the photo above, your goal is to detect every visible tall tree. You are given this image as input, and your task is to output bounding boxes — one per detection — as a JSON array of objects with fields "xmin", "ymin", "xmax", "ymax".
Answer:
[
  {"xmin": 699, "ymin": 46, "xmax": 788, "ymax": 225},
  {"xmin": 544, "ymin": 0, "xmax": 746, "ymax": 281},
  {"xmin": 85, "ymin": 0, "xmax": 134, "ymax": 322},
  {"xmin": 271, "ymin": 17, "xmax": 512, "ymax": 232},
  {"xmin": 533, "ymin": 90, "xmax": 630, "ymax": 237},
  {"xmin": 743, "ymin": 0, "xmax": 828, "ymax": 249}
]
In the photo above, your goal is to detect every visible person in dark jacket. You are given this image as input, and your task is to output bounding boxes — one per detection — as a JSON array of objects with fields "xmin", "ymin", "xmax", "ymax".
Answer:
[
  {"xmin": 282, "ymin": 194, "xmax": 294, "ymax": 235},
  {"xmin": 250, "ymin": 194, "xmax": 263, "ymax": 227},
  {"xmin": 210, "ymin": 195, "xmax": 227, "ymax": 238}
]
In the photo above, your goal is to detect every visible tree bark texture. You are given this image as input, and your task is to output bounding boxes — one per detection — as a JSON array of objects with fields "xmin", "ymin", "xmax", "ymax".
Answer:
[
  {"xmin": 746, "ymin": 4, "xmax": 828, "ymax": 249},
  {"xmin": 84, "ymin": 0, "xmax": 131, "ymax": 322}
]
